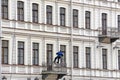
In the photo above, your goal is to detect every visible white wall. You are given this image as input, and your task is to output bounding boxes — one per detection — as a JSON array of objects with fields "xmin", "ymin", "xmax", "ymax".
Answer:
[{"xmin": 2, "ymin": 0, "xmax": 120, "ymax": 80}]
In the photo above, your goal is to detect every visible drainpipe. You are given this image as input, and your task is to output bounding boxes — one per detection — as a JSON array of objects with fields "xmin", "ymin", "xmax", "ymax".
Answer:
[{"xmin": 70, "ymin": 0, "xmax": 73, "ymax": 80}]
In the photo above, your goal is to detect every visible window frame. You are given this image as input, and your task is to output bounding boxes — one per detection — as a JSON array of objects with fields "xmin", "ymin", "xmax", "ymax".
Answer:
[
  {"xmin": 32, "ymin": 42, "xmax": 39, "ymax": 65},
  {"xmin": 86, "ymin": 47, "xmax": 91, "ymax": 69},
  {"xmin": 118, "ymin": 50, "xmax": 120, "ymax": 70},
  {"xmin": 60, "ymin": 7, "xmax": 66, "ymax": 26},
  {"xmin": 46, "ymin": 44, "xmax": 53, "ymax": 70},
  {"xmin": 17, "ymin": 1, "xmax": 24, "ymax": 21},
  {"xmin": 102, "ymin": 48, "xmax": 107, "ymax": 69},
  {"xmin": 118, "ymin": 15, "xmax": 120, "ymax": 32},
  {"xmin": 60, "ymin": 45, "xmax": 66, "ymax": 67},
  {"xmin": 46, "ymin": 5, "xmax": 52, "ymax": 25},
  {"xmin": 18, "ymin": 41, "xmax": 24, "ymax": 65},
  {"xmin": 2, "ymin": 40, "xmax": 9, "ymax": 64},
  {"xmin": 73, "ymin": 9, "xmax": 78, "ymax": 28},
  {"xmin": 32, "ymin": 3, "xmax": 39, "ymax": 23},
  {"xmin": 85, "ymin": 11, "xmax": 91, "ymax": 29},
  {"xmin": 73, "ymin": 46, "xmax": 79, "ymax": 68},
  {"xmin": 102, "ymin": 13, "xmax": 107, "ymax": 35},
  {"xmin": 2, "ymin": 0, "xmax": 8, "ymax": 19}
]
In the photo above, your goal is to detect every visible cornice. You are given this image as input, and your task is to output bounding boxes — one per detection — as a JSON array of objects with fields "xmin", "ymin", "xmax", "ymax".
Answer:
[
  {"xmin": 2, "ymin": 27, "xmax": 96, "ymax": 42},
  {"xmin": 45, "ymin": 0, "xmax": 120, "ymax": 10}
]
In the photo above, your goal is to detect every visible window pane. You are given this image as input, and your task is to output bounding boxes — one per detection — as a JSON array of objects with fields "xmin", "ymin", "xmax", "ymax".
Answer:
[
  {"xmin": 60, "ymin": 45, "xmax": 66, "ymax": 67},
  {"xmin": 46, "ymin": 5, "xmax": 52, "ymax": 24},
  {"xmin": 102, "ymin": 13, "xmax": 107, "ymax": 35},
  {"xmin": 85, "ymin": 11, "xmax": 91, "ymax": 29},
  {"xmin": 118, "ymin": 50, "xmax": 120, "ymax": 70},
  {"xmin": 18, "ymin": 41, "xmax": 24, "ymax": 65},
  {"xmin": 118, "ymin": 15, "xmax": 120, "ymax": 32},
  {"xmin": 32, "ymin": 3, "xmax": 38, "ymax": 23},
  {"xmin": 102, "ymin": 49, "xmax": 107, "ymax": 69},
  {"xmin": 2, "ymin": 0, "xmax": 8, "ymax": 19},
  {"xmin": 2, "ymin": 40, "xmax": 9, "ymax": 64},
  {"xmin": 60, "ymin": 7, "xmax": 65, "ymax": 26},
  {"xmin": 73, "ymin": 46, "xmax": 78, "ymax": 68},
  {"xmin": 33, "ymin": 43, "xmax": 39, "ymax": 65},
  {"xmin": 17, "ymin": 1, "xmax": 24, "ymax": 21},
  {"xmin": 73, "ymin": 9, "xmax": 78, "ymax": 28},
  {"xmin": 47, "ymin": 44, "xmax": 53, "ymax": 70},
  {"xmin": 86, "ymin": 47, "xmax": 91, "ymax": 68}
]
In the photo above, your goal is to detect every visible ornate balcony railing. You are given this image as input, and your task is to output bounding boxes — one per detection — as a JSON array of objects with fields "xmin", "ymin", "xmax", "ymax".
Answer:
[
  {"xmin": 98, "ymin": 27, "xmax": 119, "ymax": 43},
  {"xmin": 42, "ymin": 62, "xmax": 67, "ymax": 80}
]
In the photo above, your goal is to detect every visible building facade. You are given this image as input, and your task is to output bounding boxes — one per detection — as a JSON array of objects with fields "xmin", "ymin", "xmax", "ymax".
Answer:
[{"xmin": 1, "ymin": 0, "xmax": 120, "ymax": 80}]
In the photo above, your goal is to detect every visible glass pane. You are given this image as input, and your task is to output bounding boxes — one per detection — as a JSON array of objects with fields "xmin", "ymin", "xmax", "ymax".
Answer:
[
  {"xmin": 4, "ymin": 56, "xmax": 8, "ymax": 64},
  {"xmin": 20, "ymin": 57, "xmax": 24, "ymax": 64},
  {"xmin": 60, "ymin": 7, "xmax": 65, "ymax": 14},
  {"xmin": 2, "ymin": 0, "xmax": 8, "ymax": 5},
  {"xmin": 47, "ymin": 5, "xmax": 52, "ymax": 12},
  {"xmin": 33, "ymin": 3, "xmax": 38, "ymax": 10},
  {"xmin": 3, "ymin": 48, "xmax": 8, "ymax": 56},
  {"xmin": 73, "ymin": 9, "xmax": 78, "ymax": 16},
  {"xmin": 18, "ymin": 42, "xmax": 24, "ymax": 48},
  {"xmin": 2, "ymin": 40, "xmax": 8, "ymax": 47},
  {"xmin": 118, "ymin": 50, "xmax": 120, "ymax": 56},
  {"xmin": 18, "ymin": 1, "xmax": 24, "ymax": 8}
]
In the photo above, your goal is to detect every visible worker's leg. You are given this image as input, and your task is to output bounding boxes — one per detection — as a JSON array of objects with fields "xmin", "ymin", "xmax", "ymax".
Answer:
[
  {"xmin": 57, "ymin": 56, "xmax": 61, "ymax": 63},
  {"xmin": 54, "ymin": 56, "xmax": 58, "ymax": 63}
]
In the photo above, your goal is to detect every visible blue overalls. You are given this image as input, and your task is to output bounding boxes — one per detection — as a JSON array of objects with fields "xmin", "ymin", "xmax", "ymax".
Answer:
[{"xmin": 54, "ymin": 51, "xmax": 63, "ymax": 63}]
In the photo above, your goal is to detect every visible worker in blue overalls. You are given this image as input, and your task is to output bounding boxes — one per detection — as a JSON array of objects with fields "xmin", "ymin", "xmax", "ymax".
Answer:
[{"xmin": 54, "ymin": 50, "xmax": 63, "ymax": 64}]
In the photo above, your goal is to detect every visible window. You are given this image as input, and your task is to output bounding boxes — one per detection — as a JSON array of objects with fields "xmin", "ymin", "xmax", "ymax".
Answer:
[
  {"xmin": 102, "ymin": 13, "xmax": 107, "ymax": 35},
  {"xmin": 17, "ymin": 1, "xmax": 24, "ymax": 21},
  {"xmin": 60, "ymin": 7, "xmax": 66, "ymax": 26},
  {"xmin": 86, "ymin": 47, "xmax": 91, "ymax": 68},
  {"xmin": 60, "ymin": 45, "xmax": 66, "ymax": 67},
  {"xmin": 34, "ymin": 77, "xmax": 39, "ymax": 80},
  {"xmin": 2, "ymin": 0, "xmax": 8, "ymax": 19},
  {"xmin": 46, "ymin": 5, "xmax": 52, "ymax": 24},
  {"xmin": 118, "ymin": 50, "xmax": 120, "ymax": 70},
  {"xmin": 32, "ymin": 3, "xmax": 38, "ymax": 23},
  {"xmin": 33, "ymin": 43, "xmax": 39, "ymax": 65},
  {"xmin": 73, "ymin": 46, "xmax": 78, "ymax": 68},
  {"xmin": 47, "ymin": 44, "xmax": 53, "ymax": 70},
  {"xmin": 73, "ymin": 9, "xmax": 78, "ymax": 28},
  {"xmin": 18, "ymin": 41, "xmax": 24, "ymax": 65},
  {"xmin": 2, "ymin": 40, "xmax": 9, "ymax": 64},
  {"xmin": 118, "ymin": 15, "xmax": 120, "ymax": 32},
  {"xmin": 85, "ymin": 11, "xmax": 91, "ymax": 29},
  {"xmin": 102, "ymin": 49, "xmax": 107, "ymax": 69}
]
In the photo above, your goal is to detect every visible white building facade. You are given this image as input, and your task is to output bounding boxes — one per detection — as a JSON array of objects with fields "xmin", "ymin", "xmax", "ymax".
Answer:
[{"xmin": 1, "ymin": 0, "xmax": 120, "ymax": 80}]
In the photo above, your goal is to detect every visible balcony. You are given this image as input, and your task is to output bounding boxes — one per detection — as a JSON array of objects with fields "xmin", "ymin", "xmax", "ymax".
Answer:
[
  {"xmin": 42, "ymin": 62, "xmax": 67, "ymax": 80},
  {"xmin": 98, "ymin": 27, "xmax": 119, "ymax": 43}
]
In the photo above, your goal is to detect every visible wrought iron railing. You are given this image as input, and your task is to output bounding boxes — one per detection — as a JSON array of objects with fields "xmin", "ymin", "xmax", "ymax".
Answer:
[
  {"xmin": 98, "ymin": 27, "xmax": 120, "ymax": 37},
  {"xmin": 42, "ymin": 62, "xmax": 67, "ymax": 74}
]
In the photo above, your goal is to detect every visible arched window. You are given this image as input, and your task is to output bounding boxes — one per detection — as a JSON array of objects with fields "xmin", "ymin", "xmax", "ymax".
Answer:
[
  {"xmin": 46, "ymin": 5, "xmax": 52, "ymax": 24},
  {"xmin": 2, "ymin": 0, "xmax": 8, "ymax": 19},
  {"xmin": 17, "ymin": 1, "xmax": 24, "ymax": 21},
  {"xmin": 32, "ymin": 3, "xmax": 39, "ymax": 23}
]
